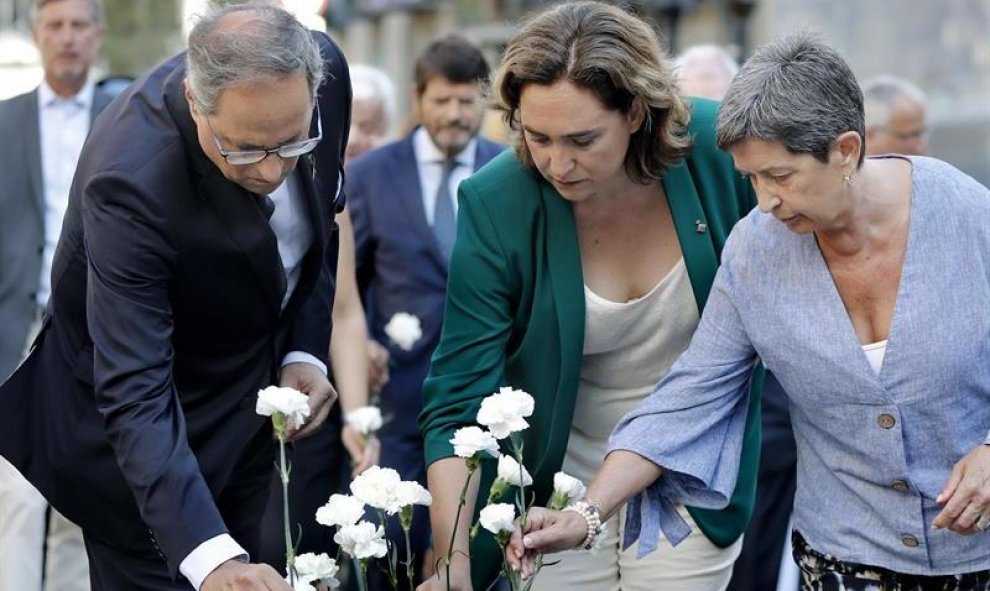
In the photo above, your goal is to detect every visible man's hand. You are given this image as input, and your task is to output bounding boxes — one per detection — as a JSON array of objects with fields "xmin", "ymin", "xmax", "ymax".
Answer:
[
  {"xmin": 202, "ymin": 560, "xmax": 291, "ymax": 590},
  {"xmin": 341, "ymin": 424, "xmax": 380, "ymax": 476},
  {"xmin": 933, "ymin": 444, "xmax": 990, "ymax": 534},
  {"xmin": 280, "ymin": 362, "xmax": 337, "ymax": 440},
  {"xmin": 367, "ymin": 340, "xmax": 390, "ymax": 392}
]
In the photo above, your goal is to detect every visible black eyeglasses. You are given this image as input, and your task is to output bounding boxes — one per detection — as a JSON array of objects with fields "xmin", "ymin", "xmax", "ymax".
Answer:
[{"xmin": 207, "ymin": 104, "xmax": 322, "ymax": 166}]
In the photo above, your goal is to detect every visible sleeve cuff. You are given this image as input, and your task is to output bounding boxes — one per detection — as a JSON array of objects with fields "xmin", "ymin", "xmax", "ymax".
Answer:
[
  {"xmin": 178, "ymin": 534, "xmax": 247, "ymax": 591},
  {"xmin": 282, "ymin": 351, "xmax": 328, "ymax": 376}
]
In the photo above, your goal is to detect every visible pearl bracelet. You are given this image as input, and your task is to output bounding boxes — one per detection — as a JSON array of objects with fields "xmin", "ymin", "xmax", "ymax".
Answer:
[{"xmin": 562, "ymin": 498, "xmax": 603, "ymax": 550}]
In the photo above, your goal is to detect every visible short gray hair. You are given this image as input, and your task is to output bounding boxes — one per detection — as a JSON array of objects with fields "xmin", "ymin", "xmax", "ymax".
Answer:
[
  {"xmin": 861, "ymin": 74, "xmax": 926, "ymax": 128},
  {"xmin": 716, "ymin": 31, "xmax": 866, "ymax": 166},
  {"xmin": 350, "ymin": 64, "xmax": 396, "ymax": 134},
  {"xmin": 186, "ymin": 1, "xmax": 324, "ymax": 116},
  {"xmin": 32, "ymin": 0, "xmax": 105, "ymax": 27}
]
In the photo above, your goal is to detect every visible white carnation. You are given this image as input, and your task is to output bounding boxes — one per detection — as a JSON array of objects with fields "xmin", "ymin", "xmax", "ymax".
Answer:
[
  {"xmin": 476, "ymin": 387, "xmax": 535, "ymax": 439},
  {"xmin": 479, "ymin": 503, "xmax": 516, "ymax": 535},
  {"xmin": 395, "ymin": 481, "xmax": 432, "ymax": 508},
  {"xmin": 256, "ymin": 386, "xmax": 311, "ymax": 430},
  {"xmin": 292, "ymin": 552, "xmax": 339, "ymax": 587},
  {"xmin": 552, "ymin": 471, "xmax": 586, "ymax": 503},
  {"xmin": 449, "ymin": 426, "xmax": 500, "ymax": 459},
  {"xmin": 315, "ymin": 494, "xmax": 366, "ymax": 528},
  {"xmin": 383, "ymin": 312, "xmax": 422, "ymax": 351},
  {"xmin": 496, "ymin": 455, "xmax": 533, "ymax": 487},
  {"xmin": 334, "ymin": 522, "xmax": 388, "ymax": 559},
  {"xmin": 350, "ymin": 465, "xmax": 403, "ymax": 514},
  {"xmin": 345, "ymin": 406, "xmax": 383, "ymax": 436}
]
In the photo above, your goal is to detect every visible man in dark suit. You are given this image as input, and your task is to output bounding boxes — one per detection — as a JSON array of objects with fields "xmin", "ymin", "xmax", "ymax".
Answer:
[
  {"xmin": 0, "ymin": 1, "xmax": 110, "ymax": 588},
  {"xmin": 346, "ymin": 34, "xmax": 504, "ymax": 589},
  {"xmin": 0, "ymin": 4, "xmax": 349, "ymax": 590}
]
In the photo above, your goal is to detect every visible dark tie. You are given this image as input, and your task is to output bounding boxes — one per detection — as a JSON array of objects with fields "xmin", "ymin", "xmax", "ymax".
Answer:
[
  {"xmin": 258, "ymin": 194, "xmax": 276, "ymax": 220},
  {"xmin": 433, "ymin": 159, "xmax": 458, "ymax": 260}
]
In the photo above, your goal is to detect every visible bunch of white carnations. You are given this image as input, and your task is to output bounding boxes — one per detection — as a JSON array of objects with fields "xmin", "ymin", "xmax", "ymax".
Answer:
[
  {"xmin": 315, "ymin": 467, "xmax": 432, "ymax": 591},
  {"xmin": 438, "ymin": 387, "xmax": 586, "ymax": 590}
]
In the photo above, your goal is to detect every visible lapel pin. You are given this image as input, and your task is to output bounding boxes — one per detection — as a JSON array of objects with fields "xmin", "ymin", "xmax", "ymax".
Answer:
[{"xmin": 695, "ymin": 220, "xmax": 707, "ymax": 234}]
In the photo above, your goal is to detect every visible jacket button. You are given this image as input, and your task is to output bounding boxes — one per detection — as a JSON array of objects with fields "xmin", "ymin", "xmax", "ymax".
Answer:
[
  {"xmin": 900, "ymin": 534, "xmax": 919, "ymax": 548},
  {"xmin": 877, "ymin": 414, "xmax": 896, "ymax": 429},
  {"xmin": 891, "ymin": 479, "xmax": 909, "ymax": 492}
]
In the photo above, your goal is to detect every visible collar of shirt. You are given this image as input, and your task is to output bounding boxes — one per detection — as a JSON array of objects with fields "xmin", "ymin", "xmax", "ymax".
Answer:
[
  {"xmin": 412, "ymin": 126, "xmax": 477, "ymax": 170},
  {"xmin": 38, "ymin": 77, "xmax": 94, "ymax": 112}
]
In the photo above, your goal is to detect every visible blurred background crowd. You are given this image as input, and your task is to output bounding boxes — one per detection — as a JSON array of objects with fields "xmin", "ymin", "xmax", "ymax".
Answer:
[{"xmin": 0, "ymin": 0, "xmax": 987, "ymax": 185}]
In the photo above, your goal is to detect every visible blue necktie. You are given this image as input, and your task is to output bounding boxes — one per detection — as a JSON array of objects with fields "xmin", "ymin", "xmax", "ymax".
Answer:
[{"xmin": 433, "ymin": 159, "xmax": 458, "ymax": 260}]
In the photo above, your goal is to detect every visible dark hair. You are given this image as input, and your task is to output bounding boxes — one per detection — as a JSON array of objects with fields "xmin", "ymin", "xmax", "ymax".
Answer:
[
  {"xmin": 716, "ymin": 31, "xmax": 866, "ymax": 167},
  {"xmin": 491, "ymin": 1, "xmax": 691, "ymax": 184},
  {"xmin": 414, "ymin": 34, "xmax": 490, "ymax": 95}
]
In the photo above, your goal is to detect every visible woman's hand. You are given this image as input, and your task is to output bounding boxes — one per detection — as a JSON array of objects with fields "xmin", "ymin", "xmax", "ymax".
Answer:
[
  {"xmin": 505, "ymin": 507, "xmax": 587, "ymax": 579},
  {"xmin": 933, "ymin": 444, "xmax": 990, "ymax": 534},
  {"xmin": 416, "ymin": 551, "xmax": 473, "ymax": 591},
  {"xmin": 341, "ymin": 424, "xmax": 380, "ymax": 476}
]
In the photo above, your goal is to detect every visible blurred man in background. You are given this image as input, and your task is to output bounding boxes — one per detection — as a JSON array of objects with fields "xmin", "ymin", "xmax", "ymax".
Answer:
[
  {"xmin": 674, "ymin": 43, "xmax": 739, "ymax": 100},
  {"xmin": 0, "ymin": 1, "xmax": 109, "ymax": 588},
  {"xmin": 346, "ymin": 34, "xmax": 503, "ymax": 590},
  {"xmin": 863, "ymin": 74, "xmax": 929, "ymax": 155}
]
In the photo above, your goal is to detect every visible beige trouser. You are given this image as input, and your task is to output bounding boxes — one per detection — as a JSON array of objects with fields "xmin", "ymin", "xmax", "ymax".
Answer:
[
  {"xmin": 0, "ymin": 310, "xmax": 90, "ymax": 591},
  {"xmin": 529, "ymin": 504, "xmax": 742, "ymax": 591}
]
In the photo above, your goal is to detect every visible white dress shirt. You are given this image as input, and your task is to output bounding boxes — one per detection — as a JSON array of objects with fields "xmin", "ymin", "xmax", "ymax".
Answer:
[
  {"xmin": 37, "ymin": 79, "xmax": 94, "ymax": 308},
  {"xmin": 179, "ymin": 169, "xmax": 328, "ymax": 589},
  {"xmin": 413, "ymin": 126, "xmax": 477, "ymax": 224}
]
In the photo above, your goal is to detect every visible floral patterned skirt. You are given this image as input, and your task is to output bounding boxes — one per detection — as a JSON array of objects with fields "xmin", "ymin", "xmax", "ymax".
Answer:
[{"xmin": 793, "ymin": 531, "xmax": 990, "ymax": 591}]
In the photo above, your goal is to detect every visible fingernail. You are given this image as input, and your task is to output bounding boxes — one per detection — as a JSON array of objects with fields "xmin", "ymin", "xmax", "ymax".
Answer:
[{"xmin": 523, "ymin": 536, "xmax": 533, "ymax": 548}]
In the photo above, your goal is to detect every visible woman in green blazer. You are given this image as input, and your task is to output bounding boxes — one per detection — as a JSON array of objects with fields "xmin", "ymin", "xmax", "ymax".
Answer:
[{"xmin": 418, "ymin": 4, "xmax": 762, "ymax": 590}]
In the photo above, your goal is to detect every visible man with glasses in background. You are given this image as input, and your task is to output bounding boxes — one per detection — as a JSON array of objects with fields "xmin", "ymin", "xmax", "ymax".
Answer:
[
  {"xmin": 0, "ymin": 3, "xmax": 349, "ymax": 590},
  {"xmin": 863, "ymin": 74, "xmax": 929, "ymax": 156}
]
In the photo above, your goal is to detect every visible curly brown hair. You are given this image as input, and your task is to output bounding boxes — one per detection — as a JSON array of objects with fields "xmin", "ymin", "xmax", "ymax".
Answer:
[{"xmin": 491, "ymin": 1, "xmax": 692, "ymax": 184}]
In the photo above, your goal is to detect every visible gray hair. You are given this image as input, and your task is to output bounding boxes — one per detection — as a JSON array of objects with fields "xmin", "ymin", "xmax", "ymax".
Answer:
[
  {"xmin": 186, "ymin": 1, "xmax": 324, "ymax": 115},
  {"xmin": 861, "ymin": 74, "xmax": 926, "ymax": 128},
  {"xmin": 350, "ymin": 64, "xmax": 396, "ymax": 134},
  {"xmin": 32, "ymin": 0, "xmax": 105, "ymax": 27},
  {"xmin": 675, "ymin": 44, "xmax": 739, "ymax": 78},
  {"xmin": 716, "ymin": 31, "xmax": 866, "ymax": 166}
]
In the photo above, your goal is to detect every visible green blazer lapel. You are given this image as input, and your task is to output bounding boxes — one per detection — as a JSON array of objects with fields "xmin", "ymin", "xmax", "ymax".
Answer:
[
  {"xmin": 538, "ymin": 182, "xmax": 585, "ymax": 470},
  {"xmin": 663, "ymin": 161, "xmax": 719, "ymax": 308}
]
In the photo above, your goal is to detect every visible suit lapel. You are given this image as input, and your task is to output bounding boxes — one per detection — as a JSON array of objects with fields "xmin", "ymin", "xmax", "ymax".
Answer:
[
  {"xmin": 197, "ymin": 170, "xmax": 285, "ymax": 313},
  {"xmin": 663, "ymin": 162, "xmax": 719, "ymax": 308},
  {"xmin": 390, "ymin": 137, "xmax": 448, "ymax": 272},
  {"xmin": 21, "ymin": 93, "xmax": 44, "ymax": 221}
]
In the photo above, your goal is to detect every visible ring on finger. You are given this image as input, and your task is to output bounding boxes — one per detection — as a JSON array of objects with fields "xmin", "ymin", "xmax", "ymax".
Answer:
[{"xmin": 977, "ymin": 515, "xmax": 990, "ymax": 532}]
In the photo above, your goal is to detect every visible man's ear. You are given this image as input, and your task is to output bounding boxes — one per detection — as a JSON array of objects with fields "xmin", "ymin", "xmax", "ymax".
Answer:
[{"xmin": 183, "ymin": 79, "xmax": 200, "ymax": 118}]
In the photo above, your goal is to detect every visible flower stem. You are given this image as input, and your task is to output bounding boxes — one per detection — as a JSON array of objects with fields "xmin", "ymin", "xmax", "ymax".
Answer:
[
  {"xmin": 402, "ymin": 523, "xmax": 415, "ymax": 591},
  {"xmin": 354, "ymin": 557, "xmax": 369, "ymax": 591},
  {"xmin": 445, "ymin": 459, "xmax": 477, "ymax": 591},
  {"xmin": 377, "ymin": 510, "xmax": 399, "ymax": 589},
  {"xmin": 278, "ymin": 433, "xmax": 295, "ymax": 584}
]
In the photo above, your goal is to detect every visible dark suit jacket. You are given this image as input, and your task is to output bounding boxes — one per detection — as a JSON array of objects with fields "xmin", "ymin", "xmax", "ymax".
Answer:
[
  {"xmin": 347, "ymin": 133, "xmax": 504, "ymax": 436},
  {"xmin": 0, "ymin": 33, "xmax": 350, "ymax": 578},
  {"xmin": 0, "ymin": 83, "xmax": 114, "ymax": 380},
  {"xmin": 419, "ymin": 99, "xmax": 764, "ymax": 588}
]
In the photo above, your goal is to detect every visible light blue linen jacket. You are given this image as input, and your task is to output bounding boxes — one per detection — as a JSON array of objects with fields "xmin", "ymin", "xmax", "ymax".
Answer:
[{"xmin": 610, "ymin": 156, "xmax": 990, "ymax": 575}]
